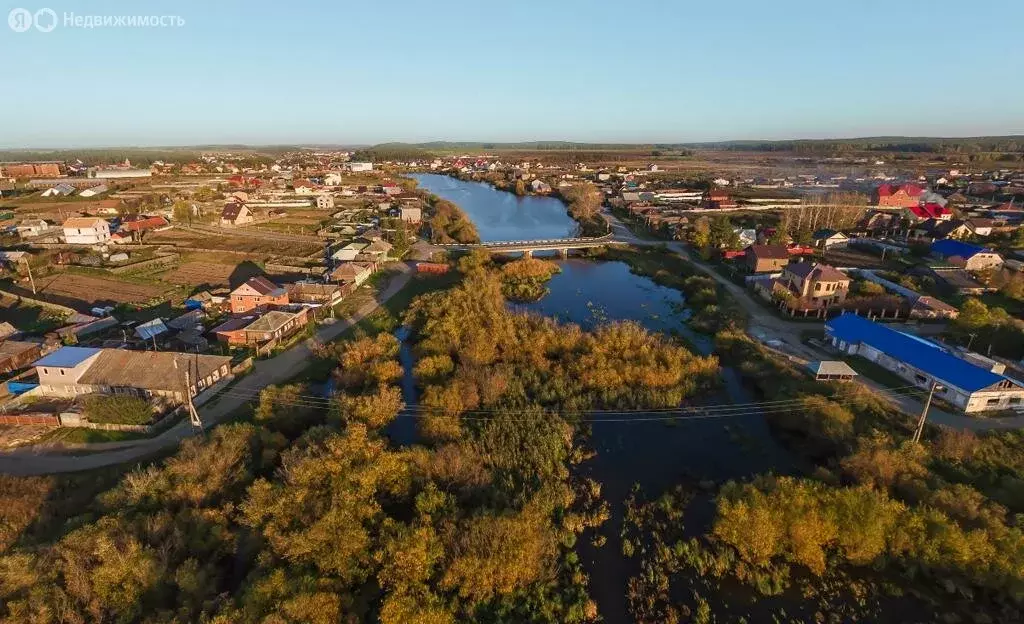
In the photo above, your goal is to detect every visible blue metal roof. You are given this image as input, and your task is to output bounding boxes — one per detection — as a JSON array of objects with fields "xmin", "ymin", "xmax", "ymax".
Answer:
[
  {"xmin": 931, "ymin": 239, "xmax": 988, "ymax": 260},
  {"xmin": 825, "ymin": 314, "xmax": 1011, "ymax": 392},
  {"xmin": 33, "ymin": 346, "xmax": 101, "ymax": 368}
]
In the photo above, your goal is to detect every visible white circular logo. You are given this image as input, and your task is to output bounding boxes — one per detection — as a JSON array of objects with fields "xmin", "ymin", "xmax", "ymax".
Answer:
[
  {"xmin": 8, "ymin": 8, "xmax": 32, "ymax": 32},
  {"xmin": 34, "ymin": 8, "xmax": 56, "ymax": 32}
]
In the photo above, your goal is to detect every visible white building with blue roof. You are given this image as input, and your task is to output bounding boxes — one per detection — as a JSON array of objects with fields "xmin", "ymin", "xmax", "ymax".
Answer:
[{"xmin": 825, "ymin": 314, "xmax": 1024, "ymax": 413}]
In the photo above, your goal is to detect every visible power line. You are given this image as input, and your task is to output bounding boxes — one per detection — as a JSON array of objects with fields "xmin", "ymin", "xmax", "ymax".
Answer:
[
  {"xmin": 207, "ymin": 382, "xmax": 936, "ymax": 424},
  {"xmin": 211, "ymin": 382, "xmax": 932, "ymax": 414}
]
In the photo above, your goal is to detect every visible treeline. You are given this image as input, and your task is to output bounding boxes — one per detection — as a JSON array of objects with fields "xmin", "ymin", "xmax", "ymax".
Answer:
[
  {"xmin": 701, "ymin": 136, "xmax": 1024, "ymax": 155},
  {"xmin": 351, "ymin": 144, "xmax": 435, "ymax": 162},
  {"xmin": 621, "ymin": 329, "xmax": 1024, "ymax": 622},
  {"xmin": 555, "ymin": 183, "xmax": 607, "ymax": 237},
  {"xmin": 425, "ymin": 198, "xmax": 480, "ymax": 244}
]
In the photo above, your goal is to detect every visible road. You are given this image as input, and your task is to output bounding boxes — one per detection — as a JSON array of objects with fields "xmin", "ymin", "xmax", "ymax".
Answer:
[
  {"xmin": 0, "ymin": 263, "xmax": 413, "ymax": 476},
  {"xmin": 603, "ymin": 209, "xmax": 1024, "ymax": 432}
]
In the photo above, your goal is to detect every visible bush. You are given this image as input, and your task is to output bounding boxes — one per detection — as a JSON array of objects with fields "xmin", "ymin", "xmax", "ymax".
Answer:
[{"xmin": 83, "ymin": 395, "xmax": 154, "ymax": 425}]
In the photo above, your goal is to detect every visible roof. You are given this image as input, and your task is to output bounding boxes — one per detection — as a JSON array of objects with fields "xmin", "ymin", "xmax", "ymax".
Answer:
[
  {"xmin": 135, "ymin": 318, "xmax": 169, "ymax": 340},
  {"xmin": 243, "ymin": 310, "xmax": 301, "ymax": 333},
  {"xmin": 212, "ymin": 317, "xmax": 254, "ymax": 334},
  {"xmin": 331, "ymin": 262, "xmax": 372, "ymax": 281},
  {"xmin": 221, "ymin": 202, "xmax": 247, "ymax": 219},
  {"xmin": 120, "ymin": 216, "xmax": 168, "ymax": 232},
  {"xmin": 913, "ymin": 296, "xmax": 958, "ymax": 313},
  {"xmin": 33, "ymin": 346, "xmax": 102, "ymax": 368},
  {"xmin": 931, "ymin": 239, "xmax": 994, "ymax": 260},
  {"xmin": 811, "ymin": 229, "xmax": 847, "ymax": 240},
  {"xmin": 235, "ymin": 276, "xmax": 284, "ymax": 297},
  {"xmin": 77, "ymin": 350, "xmax": 231, "ymax": 391},
  {"xmin": 747, "ymin": 244, "xmax": 790, "ymax": 260},
  {"xmin": 167, "ymin": 310, "xmax": 204, "ymax": 330},
  {"xmin": 0, "ymin": 340, "xmax": 40, "ymax": 359},
  {"xmin": 62, "ymin": 217, "xmax": 107, "ymax": 229},
  {"xmin": 785, "ymin": 262, "xmax": 849, "ymax": 282},
  {"xmin": 825, "ymin": 314, "xmax": 1016, "ymax": 392},
  {"xmin": 908, "ymin": 203, "xmax": 951, "ymax": 220},
  {"xmin": 807, "ymin": 360, "xmax": 858, "ymax": 377}
]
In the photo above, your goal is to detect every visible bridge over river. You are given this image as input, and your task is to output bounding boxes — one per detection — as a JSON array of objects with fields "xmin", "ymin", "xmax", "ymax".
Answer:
[{"xmin": 436, "ymin": 233, "xmax": 615, "ymax": 257}]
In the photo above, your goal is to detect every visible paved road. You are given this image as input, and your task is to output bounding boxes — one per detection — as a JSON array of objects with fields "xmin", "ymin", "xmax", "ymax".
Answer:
[
  {"xmin": 604, "ymin": 210, "xmax": 1024, "ymax": 432},
  {"xmin": 0, "ymin": 263, "xmax": 414, "ymax": 476}
]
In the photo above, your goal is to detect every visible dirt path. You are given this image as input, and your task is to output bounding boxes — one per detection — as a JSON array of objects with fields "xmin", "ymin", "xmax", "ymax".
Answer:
[{"xmin": 0, "ymin": 263, "xmax": 414, "ymax": 476}]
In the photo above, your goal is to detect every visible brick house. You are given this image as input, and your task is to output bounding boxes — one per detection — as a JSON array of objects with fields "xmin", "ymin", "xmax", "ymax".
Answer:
[
  {"xmin": 229, "ymin": 276, "xmax": 289, "ymax": 314},
  {"xmin": 744, "ymin": 244, "xmax": 791, "ymax": 273},
  {"xmin": 875, "ymin": 183, "xmax": 923, "ymax": 208}
]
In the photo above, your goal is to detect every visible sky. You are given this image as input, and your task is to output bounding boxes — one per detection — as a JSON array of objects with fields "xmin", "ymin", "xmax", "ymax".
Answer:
[{"xmin": 1, "ymin": 0, "xmax": 1023, "ymax": 148}]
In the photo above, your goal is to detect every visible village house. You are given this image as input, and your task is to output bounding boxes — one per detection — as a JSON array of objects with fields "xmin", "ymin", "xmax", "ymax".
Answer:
[
  {"xmin": 315, "ymin": 194, "xmax": 334, "ymax": 210},
  {"xmin": 220, "ymin": 201, "xmax": 254, "ymax": 227},
  {"xmin": 213, "ymin": 309, "xmax": 310, "ymax": 347},
  {"xmin": 358, "ymin": 238, "xmax": 393, "ymax": 261},
  {"xmin": 702, "ymin": 188, "xmax": 737, "ymax": 209},
  {"xmin": 399, "ymin": 206, "xmax": 422, "ymax": 223},
  {"xmin": 229, "ymin": 276, "xmax": 290, "ymax": 314},
  {"xmin": 15, "ymin": 218, "xmax": 55, "ymax": 239},
  {"xmin": 811, "ymin": 229, "xmax": 849, "ymax": 249},
  {"xmin": 911, "ymin": 219, "xmax": 971, "ymax": 241},
  {"xmin": 332, "ymin": 241, "xmax": 368, "ymax": 262},
  {"xmin": 530, "ymin": 179, "xmax": 552, "ymax": 193},
  {"xmin": 292, "ymin": 180, "xmax": 316, "ymax": 195},
  {"xmin": 330, "ymin": 262, "xmax": 373, "ymax": 286},
  {"xmin": 118, "ymin": 215, "xmax": 170, "ymax": 237},
  {"xmin": 930, "ymin": 240, "xmax": 1004, "ymax": 271},
  {"xmin": 33, "ymin": 347, "xmax": 232, "ymax": 404},
  {"xmin": 286, "ymin": 282, "xmax": 345, "ymax": 307},
  {"xmin": 875, "ymin": 183, "xmax": 923, "ymax": 208},
  {"xmin": 965, "ymin": 218, "xmax": 997, "ymax": 237},
  {"xmin": 0, "ymin": 340, "xmax": 42, "ymax": 374},
  {"xmin": 905, "ymin": 202, "xmax": 953, "ymax": 222},
  {"xmin": 756, "ymin": 262, "xmax": 850, "ymax": 310},
  {"xmin": 62, "ymin": 217, "xmax": 111, "ymax": 245},
  {"xmin": 825, "ymin": 314, "xmax": 1024, "ymax": 413},
  {"xmin": 744, "ymin": 244, "xmax": 791, "ymax": 273}
]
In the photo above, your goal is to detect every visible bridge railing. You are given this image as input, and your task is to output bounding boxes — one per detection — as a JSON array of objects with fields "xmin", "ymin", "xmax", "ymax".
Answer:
[{"xmin": 435, "ymin": 232, "xmax": 614, "ymax": 248}]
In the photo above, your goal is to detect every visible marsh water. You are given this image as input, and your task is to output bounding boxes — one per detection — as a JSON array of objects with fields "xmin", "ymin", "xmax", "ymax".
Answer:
[{"xmin": 398, "ymin": 174, "xmax": 797, "ymax": 623}]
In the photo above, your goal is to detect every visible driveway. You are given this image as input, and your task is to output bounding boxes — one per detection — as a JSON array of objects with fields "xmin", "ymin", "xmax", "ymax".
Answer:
[{"xmin": 0, "ymin": 263, "xmax": 414, "ymax": 476}]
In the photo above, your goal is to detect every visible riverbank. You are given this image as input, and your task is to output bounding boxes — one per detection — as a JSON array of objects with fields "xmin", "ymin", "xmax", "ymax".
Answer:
[{"xmin": 408, "ymin": 170, "xmax": 607, "ymax": 239}]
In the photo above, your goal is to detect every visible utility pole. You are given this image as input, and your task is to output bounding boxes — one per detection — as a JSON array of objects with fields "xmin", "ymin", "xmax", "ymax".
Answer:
[
  {"xmin": 912, "ymin": 381, "xmax": 939, "ymax": 444},
  {"xmin": 184, "ymin": 363, "xmax": 202, "ymax": 429},
  {"xmin": 967, "ymin": 333, "xmax": 977, "ymax": 351},
  {"xmin": 21, "ymin": 257, "xmax": 36, "ymax": 294}
]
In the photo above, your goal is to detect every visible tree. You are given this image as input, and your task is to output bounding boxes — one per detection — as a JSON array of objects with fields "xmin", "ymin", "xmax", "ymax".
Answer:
[
  {"xmin": 172, "ymin": 200, "xmax": 193, "ymax": 226},
  {"xmin": 689, "ymin": 217, "xmax": 711, "ymax": 251},
  {"xmin": 514, "ymin": 179, "xmax": 526, "ymax": 196}
]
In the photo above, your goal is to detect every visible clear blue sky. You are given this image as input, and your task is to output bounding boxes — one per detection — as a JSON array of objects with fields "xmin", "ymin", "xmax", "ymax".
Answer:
[{"xmin": 2, "ymin": 0, "xmax": 1023, "ymax": 147}]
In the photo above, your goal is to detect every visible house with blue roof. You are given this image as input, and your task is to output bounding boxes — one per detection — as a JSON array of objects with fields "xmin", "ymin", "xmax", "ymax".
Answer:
[
  {"xmin": 825, "ymin": 314, "xmax": 1024, "ymax": 413},
  {"xmin": 930, "ymin": 239, "xmax": 1004, "ymax": 271}
]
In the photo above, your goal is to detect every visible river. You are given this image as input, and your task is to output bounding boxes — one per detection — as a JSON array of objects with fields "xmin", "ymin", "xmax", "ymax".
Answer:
[
  {"xmin": 409, "ymin": 173, "xmax": 578, "ymax": 241},
  {"xmin": 397, "ymin": 175, "xmax": 796, "ymax": 623}
]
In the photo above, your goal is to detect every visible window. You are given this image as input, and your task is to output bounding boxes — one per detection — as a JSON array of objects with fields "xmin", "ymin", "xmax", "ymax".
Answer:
[
  {"xmin": 59, "ymin": 369, "xmax": 65, "ymax": 376},
  {"xmin": 1009, "ymin": 397, "xmax": 1022, "ymax": 405},
  {"xmin": 987, "ymin": 398, "xmax": 1000, "ymax": 406},
  {"xmin": 42, "ymin": 368, "xmax": 48, "ymax": 375}
]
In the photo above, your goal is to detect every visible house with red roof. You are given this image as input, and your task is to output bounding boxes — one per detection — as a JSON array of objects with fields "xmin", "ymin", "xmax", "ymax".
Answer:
[
  {"xmin": 904, "ymin": 202, "xmax": 952, "ymax": 222},
  {"xmin": 875, "ymin": 183, "xmax": 923, "ymax": 208}
]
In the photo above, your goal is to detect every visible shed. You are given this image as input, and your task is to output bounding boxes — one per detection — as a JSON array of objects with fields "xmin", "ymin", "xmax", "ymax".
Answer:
[{"xmin": 807, "ymin": 360, "xmax": 858, "ymax": 382}]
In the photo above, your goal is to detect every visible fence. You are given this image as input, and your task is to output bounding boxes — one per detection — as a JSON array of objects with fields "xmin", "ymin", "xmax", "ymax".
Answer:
[
  {"xmin": 0, "ymin": 413, "xmax": 59, "ymax": 426},
  {"xmin": 106, "ymin": 253, "xmax": 180, "ymax": 274}
]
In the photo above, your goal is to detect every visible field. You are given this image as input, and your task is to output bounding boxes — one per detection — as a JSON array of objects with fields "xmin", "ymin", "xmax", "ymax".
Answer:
[
  {"xmin": 30, "ymin": 272, "xmax": 173, "ymax": 309},
  {"xmin": 146, "ymin": 227, "xmax": 320, "ymax": 257},
  {"xmin": 159, "ymin": 260, "xmax": 263, "ymax": 289}
]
